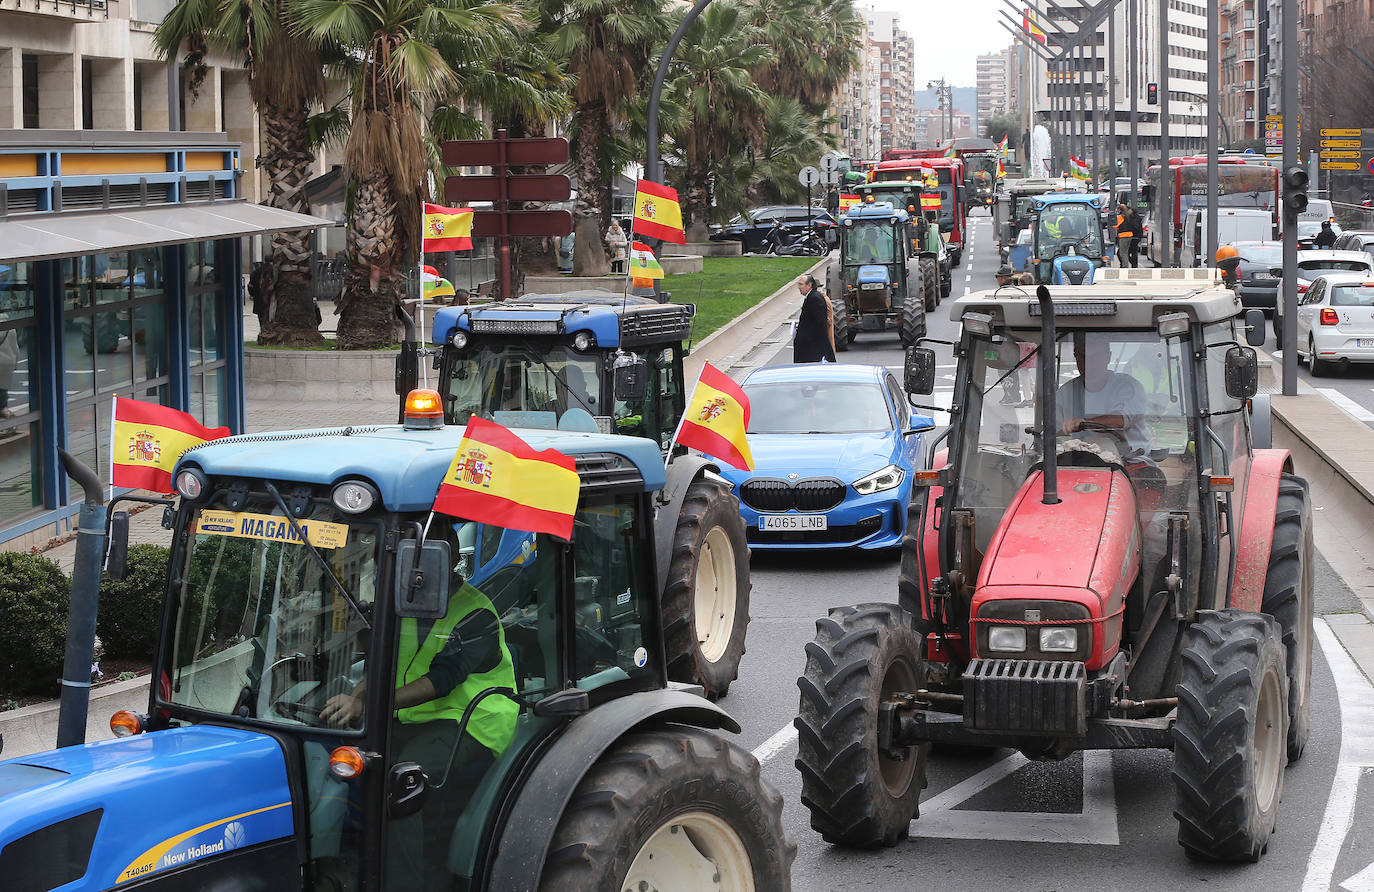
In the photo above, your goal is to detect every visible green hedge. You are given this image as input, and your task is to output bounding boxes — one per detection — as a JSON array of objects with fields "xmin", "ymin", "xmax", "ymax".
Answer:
[
  {"xmin": 0, "ymin": 553, "xmax": 72, "ymax": 696},
  {"xmin": 98, "ymin": 544, "xmax": 171, "ymax": 661}
]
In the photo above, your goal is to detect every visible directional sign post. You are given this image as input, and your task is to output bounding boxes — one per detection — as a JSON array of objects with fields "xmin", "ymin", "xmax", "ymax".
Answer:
[{"xmin": 798, "ymin": 166, "xmax": 821, "ymax": 236}]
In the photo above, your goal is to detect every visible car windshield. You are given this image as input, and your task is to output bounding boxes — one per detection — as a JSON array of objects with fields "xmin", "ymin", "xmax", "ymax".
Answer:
[
  {"xmin": 1036, "ymin": 205, "xmax": 1103, "ymax": 258},
  {"xmin": 1298, "ymin": 259, "xmax": 1371, "ymax": 274},
  {"xmin": 744, "ymin": 381, "xmax": 892, "ymax": 434},
  {"xmin": 844, "ymin": 220, "xmax": 897, "ymax": 265},
  {"xmin": 447, "ymin": 343, "xmax": 602, "ymax": 429},
  {"xmin": 166, "ymin": 502, "xmax": 379, "ymax": 730},
  {"xmin": 1297, "ymin": 221, "xmax": 1323, "ymax": 237},
  {"xmin": 1328, "ymin": 283, "xmax": 1374, "ymax": 306},
  {"xmin": 1238, "ymin": 245, "xmax": 1282, "ymax": 265}
]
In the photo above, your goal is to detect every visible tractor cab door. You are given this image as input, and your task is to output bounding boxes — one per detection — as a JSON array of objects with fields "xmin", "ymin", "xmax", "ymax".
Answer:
[{"xmin": 1200, "ymin": 320, "xmax": 1255, "ymax": 601}]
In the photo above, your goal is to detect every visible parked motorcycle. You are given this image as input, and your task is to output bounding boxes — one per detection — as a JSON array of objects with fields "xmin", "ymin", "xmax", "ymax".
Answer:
[{"xmin": 765, "ymin": 221, "xmax": 828, "ymax": 256}]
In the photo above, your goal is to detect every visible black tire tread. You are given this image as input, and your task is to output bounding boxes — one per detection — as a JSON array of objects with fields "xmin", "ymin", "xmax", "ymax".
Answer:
[
  {"xmin": 833, "ymin": 292, "xmax": 851, "ymax": 352},
  {"xmin": 1259, "ymin": 473, "xmax": 1314, "ymax": 760},
  {"xmin": 900, "ymin": 270, "xmax": 927, "ymax": 347},
  {"xmin": 920, "ymin": 258, "xmax": 938, "ymax": 312}
]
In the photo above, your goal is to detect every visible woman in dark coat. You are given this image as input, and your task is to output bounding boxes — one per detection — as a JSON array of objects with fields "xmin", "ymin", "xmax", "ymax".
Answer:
[{"xmin": 793, "ymin": 274, "xmax": 836, "ymax": 363}]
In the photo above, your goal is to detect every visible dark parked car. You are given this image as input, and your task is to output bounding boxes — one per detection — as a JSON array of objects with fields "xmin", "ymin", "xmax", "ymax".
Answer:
[
  {"xmin": 709, "ymin": 206, "xmax": 837, "ymax": 254},
  {"xmin": 1229, "ymin": 240, "xmax": 1283, "ymax": 310},
  {"xmin": 1333, "ymin": 230, "xmax": 1374, "ymax": 259}
]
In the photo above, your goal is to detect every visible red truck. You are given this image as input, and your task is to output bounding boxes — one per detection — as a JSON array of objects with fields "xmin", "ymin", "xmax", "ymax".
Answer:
[{"xmin": 871, "ymin": 156, "xmax": 970, "ymax": 267}]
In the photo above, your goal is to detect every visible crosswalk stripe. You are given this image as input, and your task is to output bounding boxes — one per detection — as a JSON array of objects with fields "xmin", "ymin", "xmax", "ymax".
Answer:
[{"xmin": 1317, "ymin": 388, "xmax": 1374, "ymax": 424}]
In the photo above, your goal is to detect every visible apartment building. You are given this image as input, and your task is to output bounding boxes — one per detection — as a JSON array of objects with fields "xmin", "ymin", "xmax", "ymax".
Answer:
[
  {"xmin": 866, "ymin": 10, "xmax": 917, "ymax": 155},
  {"xmin": 977, "ymin": 47, "xmax": 1020, "ymax": 124}
]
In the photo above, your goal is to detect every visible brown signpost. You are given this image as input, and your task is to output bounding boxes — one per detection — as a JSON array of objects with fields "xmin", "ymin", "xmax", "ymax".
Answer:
[{"xmin": 442, "ymin": 129, "xmax": 572, "ymax": 300}]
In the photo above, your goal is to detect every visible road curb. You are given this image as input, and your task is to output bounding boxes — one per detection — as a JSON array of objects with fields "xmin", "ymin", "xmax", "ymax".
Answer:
[{"xmin": 687, "ymin": 255, "xmax": 830, "ymax": 375}]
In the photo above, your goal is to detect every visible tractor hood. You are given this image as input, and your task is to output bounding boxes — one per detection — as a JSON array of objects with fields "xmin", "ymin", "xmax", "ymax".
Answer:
[
  {"xmin": 857, "ymin": 265, "xmax": 892, "ymax": 286},
  {"xmin": 971, "ymin": 467, "xmax": 1140, "ymax": 669},
  {"xmin": 0, "ymin": 726, "xmax": 294, "ymax": 888}
]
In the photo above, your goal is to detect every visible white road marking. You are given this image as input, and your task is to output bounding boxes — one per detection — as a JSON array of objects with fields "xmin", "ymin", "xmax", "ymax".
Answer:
[
  {"xmin": 751, "ymin": 723, "xmax": 798, "ymax": 765},
  {"xmin": 1302, "ymin": 619, "xmax": 1374, "ymax": 892},
  {"xmin": 1273, "ymin": 349, "xmax": 1284, "ymax": 359},
  {"xmin": 1342, "ymin": 861, "xmax": 1374, "ymax": 892},
  {"xmin": 965, "ymin": 274, "xmax": 972, "ymax": 282},
  {"xmin": 1317, "ymin": 388, "xmax": 1374, "ymax": 424},
  {"xmin": 911, "ymin": 750, "xmax": 1120, "ymax": 845},
  {"xmin": 963, "ymin": 286, "xmax": 971, "ymax": 296}
]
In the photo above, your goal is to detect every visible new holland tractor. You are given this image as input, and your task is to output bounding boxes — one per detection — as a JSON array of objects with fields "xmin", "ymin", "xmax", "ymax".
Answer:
[
  {"xmin": 1006, "ymin": 193, "xmax": 1112, "ymax": 285},
  {"xmin": 0, "ymin": 402, "xmax": 791, "ymax": 891},
  {"xmin": 826, "ymin": 201, "xmax": 931, "ymax": 352},
  {"xmin": 795, "ymin": 279, "xmax": 1314, "ymax": 862},
  {"xmin": 419, "ymin": 294, "xmax": 749, "ymax": 700}
]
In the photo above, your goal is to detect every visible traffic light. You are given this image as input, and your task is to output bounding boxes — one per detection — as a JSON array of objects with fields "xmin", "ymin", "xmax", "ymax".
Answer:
[
  {"xmin": 1283, "ymin": 166, "xmax": 1309, "ymax": 225},
  {"xmin": 1146, "ymin": 83, "xmax": 1158, "ymax": 105}
]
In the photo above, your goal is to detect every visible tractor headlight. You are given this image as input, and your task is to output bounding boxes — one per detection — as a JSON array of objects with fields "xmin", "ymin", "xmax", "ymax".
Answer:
[
  {"xmin": 987, "ymin": 626, "xmax": 1027, "ymax": 653},
  {"xmin": 450, "ymin": 330, "xmax": 469, "ymax": 349},
  {"xmin": 332, "ymin": 480, "xmax": 379, "ymax": 514},
  {"xmin": 1039, "ymin": 627, "xmax": 1079, "ymax": 653},
  {"xmin": 175, "ymin": 468, "xmax": 208, "ymax": 502},
  {"xmin": 860, "ymin": 282, "xmax": 885, "ymax": 290},
  {"xmin": 573, "ymin": 331, "xmax": 595, "ymax": 351},
  {"xmin": 853, "ymin": 464, "xmax": 905, "ymax": 495}
]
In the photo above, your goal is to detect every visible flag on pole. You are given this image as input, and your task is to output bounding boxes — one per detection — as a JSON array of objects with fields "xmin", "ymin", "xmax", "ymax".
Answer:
[
  {"xmin": 632, "ymin": 179, "xmax": 686, "ymax": 244},
  {"xmin": 1069, "ymin": 155, "xmax": 1091, "ymax": 180},
  {"xmin": 672, "ymin": 362, "xmax": 754, "ymax": 471},
  {"xmin": 943, "ymin": 142, "xmax": 957, "ymax": 158},
  {"xmin": 422, "ymin": 269, "xmax": 456, "ymax": 300},
  {"xmin": 111, "ymin": 397, "xmax": 230, "ymax": 493},
  {"xmin": 628, "ymin": 241, "xmax": 665, "ymax": 280},
  {"xmin": 996, "ymin": 135, "xmax": 1009, "ymax": 156},
  {"xmin": 422, "ymin": 202, "xmax": 474, "ymax": 252},
  {"xmin": 1023, "ymin": 8, "xmax": 1047, "ymax": 43},
  {"xmin": 433, "ymin": 417, "xmax": 580, "ymax": 540},
  {"xmin": 997, "ymin": 158, "xmax": 1007, "ymax": 178}
]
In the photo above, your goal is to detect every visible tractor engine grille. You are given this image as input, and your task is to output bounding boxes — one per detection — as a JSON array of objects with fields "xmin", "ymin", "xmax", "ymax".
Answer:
[
  {"xmin": 619, "ymin": 304, "xmax": 692, "ymax": 347},
  {"xmin": 740, "ymin": 478, "xmax": 845, "ymax": 512},
  {"xmin": 962, "ymin": 659, "xmax": 1087, "ymax": 737}
]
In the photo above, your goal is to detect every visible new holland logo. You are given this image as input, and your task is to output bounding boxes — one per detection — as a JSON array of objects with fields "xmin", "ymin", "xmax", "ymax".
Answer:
[
  {"xmin": 457, "ymin": 448, "xmax": 494, "ymax": 488},
  {"xmin": 697, "ymin": 397, "xmax": 727, "ymax": 423},
  {"xmin": 129, "ymin": 430, "xmax": 161, "ymax": 464}
]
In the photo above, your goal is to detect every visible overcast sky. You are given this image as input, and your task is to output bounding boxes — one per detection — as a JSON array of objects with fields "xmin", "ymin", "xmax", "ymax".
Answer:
[{"xmin": 882, "ymin": 0, "xmax": 1020, "ymax": 88}]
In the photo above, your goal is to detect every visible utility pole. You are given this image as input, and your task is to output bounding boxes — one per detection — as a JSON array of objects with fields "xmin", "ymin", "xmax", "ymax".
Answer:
[
  {"xmin": 1158, "ymin": 0, "xmax": 1171, "ymax": 264},
  {"xmin": 1109, "ymin": 5, "xmax": 1117, "ymax": 190},
  {"xmin": 1206, "ymin": 0, "xmax": 1220, "ymax": 265},
  {"xmin": 1128, "ymin": 0, "xmax": 1139, "ymax": 202},
  {"xmin": 1281, "ymin": 0, "xmax": 1298, "ymax": 394}
]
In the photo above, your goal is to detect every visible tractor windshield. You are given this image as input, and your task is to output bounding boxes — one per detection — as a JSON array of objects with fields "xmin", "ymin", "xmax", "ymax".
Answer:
[
  {"xmin": 165, "ymin": 502, "xmax": 379, "ymax": 730},
  {"xmin": 446, "ymin": 343, "xmax": 603, "ymax": 430},
  {"xmin": 1035, "ymin": 205, "xmax": 1103, "ymax": 259},
  {"xmin": 844, "ymin": 221, "xmax": 897, "ymax": 266}
]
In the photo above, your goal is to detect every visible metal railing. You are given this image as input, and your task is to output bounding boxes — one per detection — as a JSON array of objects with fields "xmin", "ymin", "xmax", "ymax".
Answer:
[{"xmin": 0, "ymin": 0, "xmax": 109, "ymax": 17}]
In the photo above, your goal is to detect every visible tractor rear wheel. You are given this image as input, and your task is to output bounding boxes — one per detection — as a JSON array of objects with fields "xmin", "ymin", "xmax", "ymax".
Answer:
[
  {"xmin": 900, "ymin": 273, "xmax": 927, "ymax": 348},
  {"xmin": 1261, "ymin": 473, "xmax": 1314, "ymax": 760},
  {"xmin": 832, "ymin": 295, "xmax": 851, "ymax": 352},
  {"xmin": 539, "ymin": 726, "xmax": 793, "ymax": 892},
  {"xmin": 662, "ymin": 478, "xmax": 751, "ymax": 701},
  {"xmin": 796, "ymin": 603, "xmax": 926, "ymax": 848},
  {"xmin": 1172, "ymin": 610, "xmax": 1288, "ymax": 862},
  {"xmin": 920, "ymin": 258, "xmax": 938, "ymax": 312}
]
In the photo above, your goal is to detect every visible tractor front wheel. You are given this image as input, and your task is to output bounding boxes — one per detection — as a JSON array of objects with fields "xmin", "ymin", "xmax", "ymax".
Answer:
[
  {"xmin": 900, "ymin": 274, "xmax": 927, "ymax": 348},
  {"xmin": 1172, "ymin": 610, "xmax": 1288, "ymax": 862},
  {"xmin": 539, "ymin": 726, "xmax": 793, "ymax": 892},
  {"xmin": 832, "ymin": 295, "xmax": 852, "ymax": 352},
  {"xmin": 796, "ymin": 603, "xmax": 926, "ymax": 848},
  {"xmin": 662, "ymin": 478, "xmax": 751, "ymax": 700},
  {"xmin": 1262, "ymin": 473, "xmax": 1315, "ymax": 760}
]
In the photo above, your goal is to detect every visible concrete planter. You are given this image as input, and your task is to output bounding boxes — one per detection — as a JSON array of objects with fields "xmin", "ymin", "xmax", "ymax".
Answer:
[
  {"xmin": 664, "ymin": 240, "xmax": 742, "ymax": 257},
  {"xmin": 245, "ymin": 347, "xmax": 400, "ymax": 402},
  {"xmin": 0, "ymin": 674, "xmax": 151, "ymax": 759}
]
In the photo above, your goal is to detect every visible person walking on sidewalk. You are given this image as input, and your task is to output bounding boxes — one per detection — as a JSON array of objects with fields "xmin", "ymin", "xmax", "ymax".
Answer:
[
  {"xmin": 793, "ymin": 274, "xmax": 836, "ymax": 363},
  {"xmin": 1115, "ymin": 200, "xmax": 1140, "ymax": 269}
]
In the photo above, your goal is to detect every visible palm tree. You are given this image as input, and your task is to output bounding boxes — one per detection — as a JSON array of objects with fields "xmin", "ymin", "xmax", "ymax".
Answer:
[
  {"xmin": 292, "ymin": 0, "xmax": 527, "ymax": 349},
  {"xmin": 664, "ymin": 2, "xmax": 771, "ymax": 241},
  {"xmin": 743, "ymin": 0, "xmax": 862, "ymax": 115},
  {"xmin": 155, "ymin": 0, "xmax": 329, "ymax": 346},
  {"xmin": 544, "ymin": 0, "xmax": 668, "ymax": 274}
]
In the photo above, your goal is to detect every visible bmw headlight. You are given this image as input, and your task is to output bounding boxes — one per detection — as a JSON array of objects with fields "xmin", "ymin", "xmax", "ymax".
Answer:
[
  {"xmin": 853, "ymin": 464, "xmax": 905, "ymax": 495},
  {"xmin": 987, "ymin": 626, "xmax": 1027, "ymax": 653},
  {"xmin": 1039, "ymin": 627, "xmax": 1079, "ymax": 653}
]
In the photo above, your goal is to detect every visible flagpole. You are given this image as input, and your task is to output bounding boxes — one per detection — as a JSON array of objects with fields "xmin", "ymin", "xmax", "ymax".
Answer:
[
  {"xmin": 108, "ymin": 394, "xmax": 117, "ymax": 503},
  {"xmin": 419, "ymin": 203, "xmax": 429, "ymax": 390},
  {"xmin": 666, "ymin": 363, "xmax": 706, "ymax": 466}
]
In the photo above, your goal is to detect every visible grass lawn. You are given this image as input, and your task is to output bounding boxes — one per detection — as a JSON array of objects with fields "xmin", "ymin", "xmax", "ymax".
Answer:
[{"xmin": 665, "ymin": 256, "xmax": 821, "ymax": 343}]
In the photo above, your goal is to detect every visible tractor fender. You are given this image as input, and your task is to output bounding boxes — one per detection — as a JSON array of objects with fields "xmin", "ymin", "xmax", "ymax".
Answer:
[
  {"xmin": 654, "ymin": 454, "xmax": 724, "ymax": 593},
  {"xmin": 485, "ymin": 689, "xmax": 742, "ymax": 891},
  {"xmin": 1230, "ymin": 448, "xmax": 1296, "ymax": 612},
  {"xmin": 1251, "ymin": 393, "xmax": 1273, "ymax": 450}
]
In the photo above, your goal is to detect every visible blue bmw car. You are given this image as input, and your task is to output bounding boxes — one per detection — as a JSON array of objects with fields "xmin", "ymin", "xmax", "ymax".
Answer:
[{"xmin": 717, "ymin": 364, "xmax": 933, "ymax": 550}]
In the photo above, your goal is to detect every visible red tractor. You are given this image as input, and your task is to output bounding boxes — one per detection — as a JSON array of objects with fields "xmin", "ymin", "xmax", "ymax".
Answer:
[{"xmin": 795, "ymin": 281, "xmax": 1314, "ymax": 862}]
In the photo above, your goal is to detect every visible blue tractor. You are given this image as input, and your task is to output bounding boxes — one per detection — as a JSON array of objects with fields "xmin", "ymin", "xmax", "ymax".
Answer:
[
  {"xmin": 1007, "ymin": 193, "xmax": 1111, "ymax": 285},
  {"xmin": 0, "ymin": 409, "xmax": 791, "ymax": 890},
  {"xmin": 425, "ymin": 293, "xmax": 750, "ymax": 700},
  {"xmin": 825, "ymin": 201, "xmax": 929, "ymax": 351}
]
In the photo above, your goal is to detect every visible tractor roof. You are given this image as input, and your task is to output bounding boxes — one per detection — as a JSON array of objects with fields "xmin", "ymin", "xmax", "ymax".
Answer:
[
  {"xmin": 952, "ymin": 277, "xmax": 1244, "ymax": 329},
  {"xmin": 177, "ymin": 425, "xmax": 666, "ymax": 511},
  {"xmin": 843, "ymin": 202, "xmax": 911, "ymax": 222},
  {"xmin": 431, "ymin": 291, "xmax": 693, "ymax": 349},
  {"xmin": 1032, "ymin": 192, "xmax": 1101, "ymax": 210},
  {"xmin": 1006, "ymin": 178, "xmax": 1085, "ymax": 194}
]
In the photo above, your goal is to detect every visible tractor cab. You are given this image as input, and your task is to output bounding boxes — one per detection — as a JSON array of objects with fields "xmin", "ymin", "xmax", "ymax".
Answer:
[
  {"xmin": 1025, "ymin": 193, "xmax": 1109, "ymax": 284},
  {"xmin": 826, "ymin": 201, "xmax": 930, "ymax": 350}
]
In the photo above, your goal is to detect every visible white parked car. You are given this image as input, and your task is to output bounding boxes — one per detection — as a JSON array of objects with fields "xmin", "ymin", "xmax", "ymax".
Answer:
[
  {"xmin": 1273, "ymin": 250, "xmax": 1374, "ymax": 344},
  {"xmin": 1295, "ymin": 271, "xmax": 1374, "ymax": 376}
]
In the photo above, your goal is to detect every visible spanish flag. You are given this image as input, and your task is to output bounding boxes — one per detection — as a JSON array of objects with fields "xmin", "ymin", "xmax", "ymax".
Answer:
[
  {"xmin": 422, "ymin": 202, "xmax": 474, "ymax": 252},
  {"xmin": 629, "ymin": 241, "xmax": 665, "ymax": 280},
  {"xmin": 1024, "ymin": 8, "xmax": 1047, "ymax": 43},
  {"xmin": 632, "ymin": 179, "xmax": 686, "ymax": 244},
  {"xmin": 433, "ymin": 417, "xmax": 580, "ymax": 540},
  {"xmin": 111, "ymin": 397, "xmax": 230, "ymax": 493},
  {"xmin": 673, "ymin": 362, "xmax": 754, "ymax": 471}
]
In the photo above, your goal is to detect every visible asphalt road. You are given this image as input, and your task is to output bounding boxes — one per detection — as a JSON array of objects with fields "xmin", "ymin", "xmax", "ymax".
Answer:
[{"xmin": 719, "ymin": 210, "xmax": 1374, "ymax": 891}]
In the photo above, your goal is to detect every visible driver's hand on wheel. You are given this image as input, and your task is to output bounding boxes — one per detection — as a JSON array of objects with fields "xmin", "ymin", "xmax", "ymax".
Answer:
[
  {"xmin": 321, "ymin": 693, "xmax": 363, "ymax": 727},
  {"xmin": 1060, "ymin": 417, "xmax": 1084, "ymax": 435}
]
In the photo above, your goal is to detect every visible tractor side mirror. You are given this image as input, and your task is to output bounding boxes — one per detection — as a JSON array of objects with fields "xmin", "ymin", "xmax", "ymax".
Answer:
[
  {"xmin": 1243, "ymin": 308, "xmax": 1266, "ymax": 346},
  {"xmin": 105, "ymin": 511, "xmax": 129, "ymax": 581},
  {"xmin": 1224, "ymin": 345, "xmax": 1259, "ymax": 400},
  {"xmin": 394, "ymin": 539, "xmax": 451, "ymax": 619},
  {"xmin": 612, "ymin": 355, "xmax": 649, "ymax": 402},
  {"xmin": 905, "ymin": 347, "xmax": 936, "ymax": 395}
]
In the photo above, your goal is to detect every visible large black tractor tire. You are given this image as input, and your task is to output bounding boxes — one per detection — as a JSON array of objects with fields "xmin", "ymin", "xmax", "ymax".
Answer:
[
  {"xmin": 662, "ymin": 478, "xmax": 751, "ymax": 701},
  {"xmin": 540, "ymin": 726, "xmax": 794, "ymax": 892},
  {"xmin": 1260, "ymin": 473, "xmax": 1314, "ymax": 760},
  {"xmin": 796, "ymin": 603, "xmax": 927, "ymax": 848},
  {"xmin": 920, "ymin": 258, "xmax": 938, "ymax": 312},
  {"xmin": 900, "ymin": 273, "xmax": 927, "ymax": 348},
  {"xmin": 832, "ymin": 296, "xmax": 852, "ymax": 352},
  {"xmin": 1172, "ymin": 610, "xmax": 1289, "ymax": 862}
]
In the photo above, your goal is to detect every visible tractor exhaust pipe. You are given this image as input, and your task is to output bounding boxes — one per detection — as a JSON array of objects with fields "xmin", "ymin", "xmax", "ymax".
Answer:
[{"xmin": 1036, "ymin": 285, "xmax": 1060, "ymax": 505}]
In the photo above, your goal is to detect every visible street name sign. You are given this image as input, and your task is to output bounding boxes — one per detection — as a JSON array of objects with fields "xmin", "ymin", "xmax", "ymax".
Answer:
[
  {"xmin": 1322, "ymin": 162, "xmax": 1361, "ymax": 171},
  {"xmin": 1321, "ymin": 128, "xmax": 1361, "ymax": 137},
  {"xmin": 1320, "ymin": 150, "xmax": 1361, "ymax": 159},
  {"xmin": 1321, "ymin": 139, "xmax": 1361, "ymax": 149}
]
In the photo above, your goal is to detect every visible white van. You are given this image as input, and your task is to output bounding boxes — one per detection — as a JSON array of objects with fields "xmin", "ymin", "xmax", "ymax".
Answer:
[
  {"xmin": 1181, "ymin": 207, "xmax": 1275, "ymax": 267},
  {"xmin": 1298, "ymin": 198, "xmax": 1335, "ymax": 222}
]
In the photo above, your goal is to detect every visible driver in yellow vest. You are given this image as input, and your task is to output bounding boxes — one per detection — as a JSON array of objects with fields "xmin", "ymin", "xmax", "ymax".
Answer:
[{"xmin": 322, "ymin": 557, "xmax": 517, "ymax": 888}]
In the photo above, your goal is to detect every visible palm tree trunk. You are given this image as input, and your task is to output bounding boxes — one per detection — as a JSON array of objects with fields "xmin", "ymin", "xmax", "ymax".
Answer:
[
  {"xmin": 684, "ymin": 163, "xmax": 711, "ymax": 243},
  {"xmin": 572, "ymin": 106, "xmax": 609, "ymax": 276},
  {"xmin": 338, "ymin": 170, "xmax": 404, "ymax": 349},
  {"xmin": 256, "ymin": 99, "xmax": 324, "ymax": 346}
]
